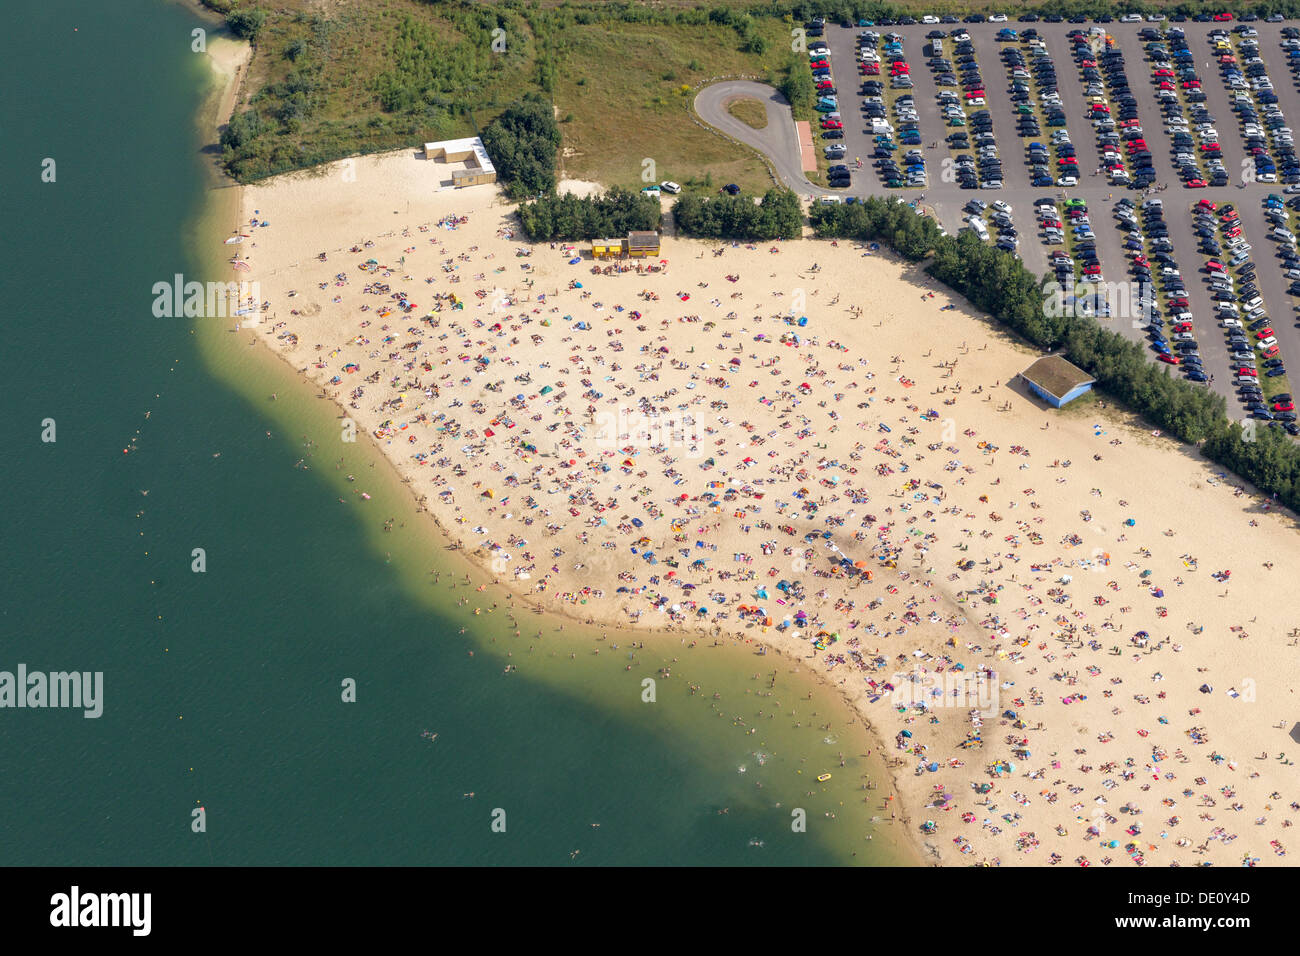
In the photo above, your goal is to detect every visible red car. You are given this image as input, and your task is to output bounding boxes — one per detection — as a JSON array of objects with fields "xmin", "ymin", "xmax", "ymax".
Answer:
[
  {"xmin": 1212, "ymin": 12, "xmax": 1233, "ymax": 21},
  {"xmin": 1183, "ymin": 80, "xmax": 1201, "ymax": 89},
  {"xmin": 1173, "ymin": 322, "xmax": 1194, "ymax": 332},
  {"xmin": 1083, "ymin": 263, "xmax": 1102, "ymax": 275},
  {"xmin": 1133, "ymin": 254, "xmax": 1149, "ymax": 267},
  {"xmin": 1169, "ymin": 298, "xmax": 1190, "ymax": 308},
  {"xmin": 1224, "ymin": 225, "xmax": 1243, "ymax": 238},
  {"xmin": 1157, "ymin": 81, "xmax": 1174, "ymax": 90},
  {"xmin": 1256, "ymin": 328, "xmax": 1275, "ymax": 339},
  {"xmin": 1197, "ymin": 199, "xmax": 1218, "ymax": 211},
  {"xmin": 1153, "ymin": 69, "xmax": 1174, "ymax": 78},
  {"xmin": 1207, "ymin": 260, "xmax": 1226, "ymax": 272},
  {"xmin": 810, "ymin": 59, "xmax": 829, "ymax": 69},
  {"xmin": 1186, "ymin": 179, "xmax": 1208, "ymax": 188},
  {"xmin": 1262, "ymin": 345, "xmax": 1281, "ymax": 357},
  {"xmin": 1274, "ymin": 402, "xmax": 1295, "ymax": 412},
  {"xmin": 1238, "ymin": 367, "xmax": 1258, "ymax": 376},
  {"xmin": 821, "ymin": 119, "xmax": 843, "ymax": 129},
  {"xmin": 1058, "ymin": 157, "xmax": 1079, "ymax": 166},
  {"xmin": 1158, "ymin": 353, "xmax": 1181, "ymax": 365}
]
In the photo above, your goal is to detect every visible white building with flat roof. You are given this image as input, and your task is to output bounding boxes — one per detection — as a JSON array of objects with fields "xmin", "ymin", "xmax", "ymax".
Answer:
[{"xmin": 422, "ymin": 136, "xmax": 496, "ymax": 188}]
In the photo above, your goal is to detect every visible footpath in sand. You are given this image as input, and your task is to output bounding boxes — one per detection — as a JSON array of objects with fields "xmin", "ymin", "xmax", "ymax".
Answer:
[{"xmin": 229, "ymin": 151, "xmax": 1299, "ymax": 867}]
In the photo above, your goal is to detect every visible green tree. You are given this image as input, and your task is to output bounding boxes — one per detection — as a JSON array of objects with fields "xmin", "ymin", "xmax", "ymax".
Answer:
[{"xmin": 226, "ymin": 8, "xmax": 268, "ymax": 41}]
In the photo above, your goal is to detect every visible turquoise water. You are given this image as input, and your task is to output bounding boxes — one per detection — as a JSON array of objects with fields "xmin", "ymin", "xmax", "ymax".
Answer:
[{"xmin": 0, "ymin": 0, "xmax": 907, "ymax": 865}]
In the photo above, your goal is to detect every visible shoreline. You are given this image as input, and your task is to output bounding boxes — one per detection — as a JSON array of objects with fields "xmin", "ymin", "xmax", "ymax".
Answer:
[
  {"xmin": 191, "ymin": 33, "xmax": 922, "ymax": 865},
  {"xmin": 195, "ymin": 39, "xmax": 1297, "ymax": 868}
]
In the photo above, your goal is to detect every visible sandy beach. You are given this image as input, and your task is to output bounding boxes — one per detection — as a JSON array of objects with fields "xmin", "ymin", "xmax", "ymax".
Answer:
[{"xmin": 225, "ymin": 150, "xmax": 1299, "ymax": 867}]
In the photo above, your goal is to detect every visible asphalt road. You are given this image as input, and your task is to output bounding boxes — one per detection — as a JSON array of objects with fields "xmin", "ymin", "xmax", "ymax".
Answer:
[
  {"xmin": 694, "ymin": 19, "xmax": 1300, "ymax": 421},
  {"xmin": 693, "ymin": 81, "xmax": 831, "ymax": 197}
]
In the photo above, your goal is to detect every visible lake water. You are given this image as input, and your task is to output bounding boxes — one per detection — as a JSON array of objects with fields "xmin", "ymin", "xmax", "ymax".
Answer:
[{"xmin": 0, "ymin": 0, "xmax": 910, "ymax": 866}]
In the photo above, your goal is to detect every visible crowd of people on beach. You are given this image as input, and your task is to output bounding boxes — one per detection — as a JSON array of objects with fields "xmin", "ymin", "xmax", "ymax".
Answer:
[{"xmin": 245, "ymin": 191, "xmax": 1296, "ymax": 868}]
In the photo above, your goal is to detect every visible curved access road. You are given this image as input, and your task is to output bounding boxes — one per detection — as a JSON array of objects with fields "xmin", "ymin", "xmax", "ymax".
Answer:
[{"xmin": 693, "ymin": 81, "xmax": 827, "ymax": 197}]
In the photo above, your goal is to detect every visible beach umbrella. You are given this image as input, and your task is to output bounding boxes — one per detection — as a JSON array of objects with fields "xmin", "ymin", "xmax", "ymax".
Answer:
[
  {"xmin": 900, "ymin": 730, "xmax": 912, "ymax": 738},
  {"xmin": 927, "ymin": 763, "xmax": 940, "ymax": 772}
]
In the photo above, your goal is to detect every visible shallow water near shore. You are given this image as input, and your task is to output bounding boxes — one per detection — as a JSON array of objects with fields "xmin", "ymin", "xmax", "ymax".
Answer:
[{"xmin": 0, "ymin": 0, "xmax": 910, "ymax": 865}]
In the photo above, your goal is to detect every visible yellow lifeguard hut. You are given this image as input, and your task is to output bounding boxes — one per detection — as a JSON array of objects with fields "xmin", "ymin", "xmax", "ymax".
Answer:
[{"xmin": 591, "ymin": 231, "xmax": 661, "ymax": 259}]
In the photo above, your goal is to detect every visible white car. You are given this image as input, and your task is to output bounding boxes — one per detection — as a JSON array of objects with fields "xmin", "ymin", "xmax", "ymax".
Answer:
[
  {"xmin": 659, "ymin": 181, "xmax": 681, "ymax": 194},
  {"xmin": 992, "ymin": 200, "xmax": 1013, "ymax": 215},
  {"xmin": 922, "ymin": 15, "xmax": 940, "ymax": 24},
  {"xmin": 988, "ymin": 14, "xmax": 1008, "ymax": 23},
  {"xmin": 1259, "ymin": 337, "xmax": 1279, "ymax": 349},
  {"xmin": 1220, "ymin": 317, "xmax": 1243, "ymax": 328},
  {"xmin": 1120, "ymin": 13, "xmax": 1143, "ymax": 23}
]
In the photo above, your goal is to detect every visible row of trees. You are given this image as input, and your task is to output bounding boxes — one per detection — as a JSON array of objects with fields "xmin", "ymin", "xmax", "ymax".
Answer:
[
  {"xmin": 673, "ymin": 187, "xmax": 803, "ymax": 240},
  {"xmin": 480, "ymin": 94, "xmax": 562, "ymax": 199},
  {"xmin": 517, "ymin": 188, "xmax": 662, "ymax": 241},
  {"xmin": 811, "ymin": 197, "xmax": 1300, "ymax": 512}
]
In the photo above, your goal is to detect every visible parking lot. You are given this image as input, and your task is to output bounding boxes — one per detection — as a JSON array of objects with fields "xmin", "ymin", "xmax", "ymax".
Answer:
[{"xmin": 760, "ymin": 14, "xmax": 1300, "ymax": 430}]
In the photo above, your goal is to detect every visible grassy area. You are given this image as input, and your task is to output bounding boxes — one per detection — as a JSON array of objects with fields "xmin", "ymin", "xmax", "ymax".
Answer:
[
  {"xmin": 551, "ymin": 17, "xmax": 795, "ymax": 194},
  {"xmin": 216, "ymin": 0, "xmax": 798, "ymax": 194},
  {"xmin": 726, "ymin": 96, "xmax": 769, "ymax": 128}
]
